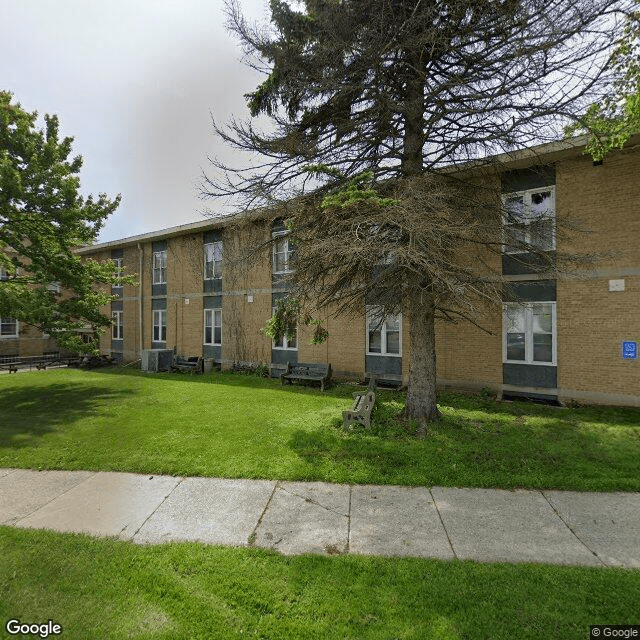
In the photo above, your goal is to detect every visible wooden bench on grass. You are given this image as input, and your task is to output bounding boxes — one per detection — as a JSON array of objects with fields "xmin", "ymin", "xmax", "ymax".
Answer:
[
  {"xmin": 0, "ymin": 363, "xmax": 18, "ymax": 373},
  {"xmin": 280, "ymin": 362, "xmax": 332, "ymax": 391},
  {"xmin": 342, "ymin": 376, "xmax": 378, "ymax": 429},
  {"xmin": 171, "ymin": 356, "xmax": 204, "ymax": 374}
]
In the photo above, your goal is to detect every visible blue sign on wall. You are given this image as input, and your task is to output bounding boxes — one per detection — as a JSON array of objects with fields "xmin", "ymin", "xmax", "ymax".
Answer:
[{"xmin": 622, "ymin": 341, "xmax": 638, "ymax": 359}]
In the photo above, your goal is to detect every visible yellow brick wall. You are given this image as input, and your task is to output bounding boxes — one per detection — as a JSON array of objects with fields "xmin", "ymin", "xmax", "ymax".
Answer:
[
  {"xmin": 72, "ymin": 143, "xmax": 639, "ymax": 405},
  {"xmin": 557, "ymin": 150, "xmax": 640, "ymax": 270},
  {"xmin": 435, "ymin": 305, "xmax": 503, "ymax": 391},
  {"xmin": 554, "ymin": 149, "xmax": 640, "ymax": 404},
  {"xmin": 222, "ymin": 224, "xmax": 273, "ymax": 367},
  {"xmin": 298, "ymin": 307, "xmax": 366, "ymax": 379}
]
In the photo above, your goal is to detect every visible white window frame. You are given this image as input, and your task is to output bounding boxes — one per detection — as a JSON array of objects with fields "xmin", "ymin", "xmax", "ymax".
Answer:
[
  {"xmin": 0, "ymin": 318, "xmax": 18, "ymax": 338},
  {"xmin": 112, "ymin": 310, "xmax": 124, "ymax": 340},
  {"xmin": 503, "ymin": 302, "xmax": 557, "ymax": 366},
  {"xmin": 203, "ymin": 308, "xmax": 222, "ymax": 345},
  {"xmin": 112, "ymin": 257, "xmax": 124, "ymax": 288},
  {"xmin": 502, "ymin": 187, "xmax": 556, "ymax": 254},
  {"xmin": 152, "ymin": 309, "xmax": 167, "ymax": 343},
  {"xmin": 272, "ymin": 231, "xmax": 294, "ymax": 275},
  {"xmin": 272, "ymin": 306, "xmax": 297, "ymax": 350},
  {"xmin": 204, "ymin": 241, "xmax": 223, "ymax": 280},
  {"xmin": 366, "ymin": 306, "xmax": 402, "ymax": 357},
  {"xmin": 152, "ymin": 251, "xmax": 167, "ymax": 284}
]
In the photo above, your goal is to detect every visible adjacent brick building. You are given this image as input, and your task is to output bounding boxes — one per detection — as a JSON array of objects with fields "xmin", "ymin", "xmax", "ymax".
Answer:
[{"xmin": 68, "ymin": 136, "xmax": 640, "ymax": 407}]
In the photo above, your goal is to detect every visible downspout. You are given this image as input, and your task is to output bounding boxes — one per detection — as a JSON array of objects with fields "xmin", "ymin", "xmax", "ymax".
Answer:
[{"xmin": 138, "ymin": 243, "xmax": 143, "ymax": 356}]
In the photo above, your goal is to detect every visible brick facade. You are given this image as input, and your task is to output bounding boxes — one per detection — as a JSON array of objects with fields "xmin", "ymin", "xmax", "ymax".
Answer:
[{"xmin": 71, "ymin": 138, "xmax": 640, "ymax": 407}]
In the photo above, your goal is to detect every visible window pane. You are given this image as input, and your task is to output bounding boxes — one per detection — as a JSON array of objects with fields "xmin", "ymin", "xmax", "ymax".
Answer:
[
  {"xmin": 386, "ymin": 330, "xmax": 400, "ymax": 354},
  {"xmin": 385, "ymin": 315, "xmax": 400, "ymax": 332},
  {"xmin": 214, "ymin": 310, "xmax": 221, "ymax": 344},
  {"xmin": 274, "ymin": 335, "xmax": 284, "ymax": 348},
  {"xmin": 204, "ymin": 310, "xmax": 211, "ymax": 344},
  {"xmin": 505, "ymin": 306, "xmax": 526, "ymax": 333},
  {"xmin": 287, "ymin": 330, "xmax": 297, "ymax": 349},
  {"xmin": 506, "ymin": 333, "xmax": 526, "ymax": 360},
  {"xmin": 533, "ymin": 333, "xmax": 553, "ymax": 362},
  {"xmin": 529, "ymin": 190, "xmax": 553, "ymax": 219},
  {"xmin": 214, "ymin": 242, "xmax": 223, "ymax": 277},
  {"xmin": 368, "ymin": 329, "xmax": 382, "ymax": 353},
  {"xmin": 530, "ymin": 218, "xmax": 554, "ymax": 251},
  {"xmin": 1, "ymin": 318, "xmax": 16, "ymax": 336},
  {"xmin": 532, "ymin": 304, "xmax": 552, "ymax": 333},
  {"xmin": 204, "ymin": 245, "xmax": 213, "ymax": 279},
  {"xmin": 505, "ymin": 195, "xmax": 525, "ymax": 220},
  {"xmin": 274, "ymin": 238, "xmax": 287, "ymax": 272}
]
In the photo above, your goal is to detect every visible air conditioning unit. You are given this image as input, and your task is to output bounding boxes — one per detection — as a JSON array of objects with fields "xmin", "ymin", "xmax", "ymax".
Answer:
[{"xmin": 141, "ymin": 349, "xmax": 174, "ymax": 372}]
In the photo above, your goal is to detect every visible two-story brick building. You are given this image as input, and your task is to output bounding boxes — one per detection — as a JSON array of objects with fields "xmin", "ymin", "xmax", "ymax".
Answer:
[{"xmin": 73, "ymin": 136, "xmax": 640, "ymax": 407}]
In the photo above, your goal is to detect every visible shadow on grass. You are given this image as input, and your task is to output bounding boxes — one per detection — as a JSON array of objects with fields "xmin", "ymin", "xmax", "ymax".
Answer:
[
  {"xmin": 0, "ymin": 383, "xmax": 136, "ymax": 448},
  {"xmin": 287, "ymin": 393, "xmax": 640, "ymax": 489}
]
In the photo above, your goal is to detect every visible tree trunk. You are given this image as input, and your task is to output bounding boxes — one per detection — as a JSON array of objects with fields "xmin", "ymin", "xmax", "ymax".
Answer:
[{"xmin": 404, "ymin": 291, "xmax": 441, "ymax": 433}]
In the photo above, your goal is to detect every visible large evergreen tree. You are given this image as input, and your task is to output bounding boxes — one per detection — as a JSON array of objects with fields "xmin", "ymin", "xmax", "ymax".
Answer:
[
  {"xmin": 0, "ymin": 91, "xmax": 123, "ymax": 353},
  {"xmin": 204, "ymin": 0, "xmax": 630, "ymax": 428}
]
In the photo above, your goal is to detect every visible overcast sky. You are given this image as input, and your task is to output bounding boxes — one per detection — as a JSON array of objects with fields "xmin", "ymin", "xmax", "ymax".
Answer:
[{"xmin": 1, "ymin": 0, "xmax": 270, "ymax": 242}]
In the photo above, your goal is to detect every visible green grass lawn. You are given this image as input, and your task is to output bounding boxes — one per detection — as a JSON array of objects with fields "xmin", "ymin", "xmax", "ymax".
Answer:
[
  {"xmin": 1, "ymin": 526, "xmax": 638, "ymax": 640},
  {"xmin": 1, "ymin": 367, "xmax": 639, "ymax": 491}
]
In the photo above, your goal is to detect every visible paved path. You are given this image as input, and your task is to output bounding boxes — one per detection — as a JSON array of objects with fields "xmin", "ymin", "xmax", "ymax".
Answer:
[{"xmin": 1, "ymin": 468, "xmax": 638, "ymax": 567}]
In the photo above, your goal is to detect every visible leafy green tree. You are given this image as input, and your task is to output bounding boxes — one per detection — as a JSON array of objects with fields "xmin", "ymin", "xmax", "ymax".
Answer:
[
  {"xmin": 568, "ymin": 2, "xmax": 640, "ymax": 160},
  {"xmin": 205, "ymin": 0, "xmax": 629, "ymax": 428},
  {"xmin": 0, "ymin": 91, "xmax": 123, "ymax": 353}
]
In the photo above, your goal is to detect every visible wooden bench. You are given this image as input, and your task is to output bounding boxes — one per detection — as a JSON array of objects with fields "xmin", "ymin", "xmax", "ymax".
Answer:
[
  {"xmin": 171, "ymin": 356, "xmax": 203, "ymax": 374},
  {"xmin": 0, "ymin": 363, "xmax": 18, "ymax": 373},
  {"xmin": 280, "ymin": 362, "xmax": 332, "ymax": 391},
  {"xmin": 342, "ymin": 377, "xmax": 377, "ymax": 428}
]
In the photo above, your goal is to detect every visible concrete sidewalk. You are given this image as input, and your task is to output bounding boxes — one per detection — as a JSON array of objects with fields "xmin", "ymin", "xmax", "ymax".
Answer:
[{"xmin": 1, "ymin": 468, "xmax": 638, "ymax": 567}]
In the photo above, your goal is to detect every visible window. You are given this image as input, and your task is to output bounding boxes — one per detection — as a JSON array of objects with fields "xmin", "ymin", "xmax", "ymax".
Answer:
[
  {"xmin": 153, "ymin": 310, "xmax": 166, "ymax": 342},
  {"xmin": 0, "ymin": 267, "xmax": 9, "ymax": 281},
  {"xmin": 503, "ymin": 302, "xmax": 556, "ymax": 365},
  {"xmin": 272, "ymin": 233, "xmax": 294, "ymax": 274},
  {"xmin": 503, "ymin": 187, "xmax": 555, "ymax": 254},
  {"xmin": 152, "ymin": 251, "xmax": 167, "ymax": 284},
  {"xmin": 112, "ymin": 310, "xmax": 123, "ymax": 340},
  {"xmin": 0, "ymin": 318, "xmax": 18, "ymax": 338},
  {"xmin": 366, "ymin": 307, "xmax": 401, "ymax": 356},
  {"xmin": 272, "ymin": 307, "xmax": 297, "ymax": 350},
  {"xmin": 204, "ymin": 309, "xmax": 222, "ymax": 345},
  {"xmin": 112, "ymin": 257, "xmax": 124, "ymax": 287},
  {"xmin": 204, "ymin": 241, "xmax": 223, "ymax": 280},
  {"xmin": 47, "ymin": 282, "xmax": 61, "ymax": 294}
]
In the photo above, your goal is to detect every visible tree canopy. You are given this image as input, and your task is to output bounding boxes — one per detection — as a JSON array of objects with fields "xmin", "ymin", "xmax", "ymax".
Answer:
[
  {"xmin": 0, "ymin": 91, "xmax": 123, "ymax": 353},
  {"xmin": 205, "ymin": 0, "xmax": 631, "ymax": 427},
  {"xmin": 568, "ymin": 1, "xmax": 640, "ymax": 160}
]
